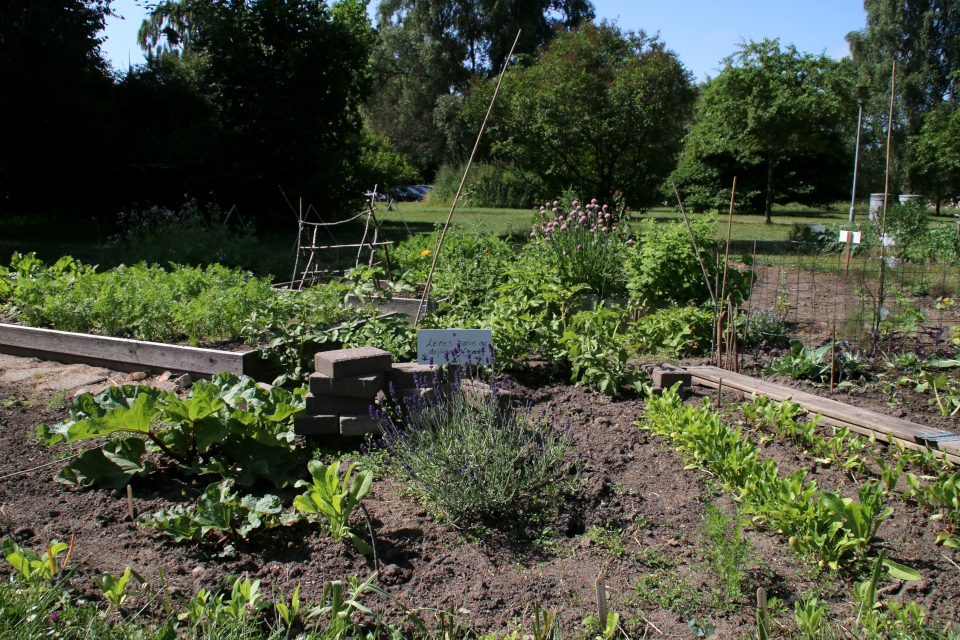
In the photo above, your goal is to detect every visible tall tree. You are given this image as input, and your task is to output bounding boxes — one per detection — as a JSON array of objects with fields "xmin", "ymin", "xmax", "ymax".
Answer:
[
  {"xmin": 1, "ymin": 0, "xmax": 115, "ymax": 211},
  {"xmin": 131, "ymin": 0, "xmax": 373, "ymax": 212},
  {"xmin": 670, "ymin": 39, "xmax": 855, "ymax": 223},
  {"xmin": 365, "ymin": 0, "xmax": 594, "ymax": 176},
  {"xmin": 467, "ymin": 22, "xmax": 695, "ymax": 209},
  {"xmin": 913, "ymin": 104, "xmax": 960, "ymax": 212},
  {"xmin": 847, "ymin": 0, "xmax": 960, "ymax": 192}
]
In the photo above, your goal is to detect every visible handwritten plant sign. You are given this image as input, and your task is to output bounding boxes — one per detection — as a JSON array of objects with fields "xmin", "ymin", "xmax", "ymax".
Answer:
[{"xmin": 417, "ymin": 329, "xmax": 493, "ymax": 365}]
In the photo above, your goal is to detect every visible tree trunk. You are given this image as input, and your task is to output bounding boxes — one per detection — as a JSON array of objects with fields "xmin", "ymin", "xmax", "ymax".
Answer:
[
  {"xmin": 936, "ymin": 186, "xmax": 941, "ymax": 216},
  {"xmin": 764, "ymin": 155, "xmax": 774, "ymax": 224}
]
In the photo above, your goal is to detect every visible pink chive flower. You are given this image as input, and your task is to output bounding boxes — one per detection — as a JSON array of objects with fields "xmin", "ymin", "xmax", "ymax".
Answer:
[
  {"xmin": 577, "ymin": 244, "xmax": 582, "ymax": 249},
  {"xmin": 591, "ymin": 198, "xmax": 598, "ymax": 204},
  {"xmin": 553, "ymin": 200, "xmax": 559, "ymax": 207}
]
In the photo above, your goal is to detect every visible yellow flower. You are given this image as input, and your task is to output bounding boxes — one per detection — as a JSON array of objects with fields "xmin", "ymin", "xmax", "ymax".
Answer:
[{"xmin": 421, "ymin": 249, "xmax": 430, "ymax": 257}]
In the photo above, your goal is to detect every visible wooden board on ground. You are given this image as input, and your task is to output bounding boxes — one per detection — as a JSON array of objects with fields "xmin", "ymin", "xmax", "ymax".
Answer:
[{"xmin": 686, "ymin": 365, "xmax": 960, "ymax": 464}]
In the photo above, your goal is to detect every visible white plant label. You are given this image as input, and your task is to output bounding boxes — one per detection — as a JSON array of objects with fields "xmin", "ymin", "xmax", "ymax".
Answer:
[
  {"xmin": 881, "ymin": 234, "xmax": 896, "ymax": 247},
  {"xmin": 809, "ymin": 225, "xmax": 826, "ymax": 233},
  {"xmin": 839, "ymin": 230, "xmax": 861, "ymax": 244},
  {"xmin": 417, "ymin": 329, "xmax": 493, "ymax": 365}
]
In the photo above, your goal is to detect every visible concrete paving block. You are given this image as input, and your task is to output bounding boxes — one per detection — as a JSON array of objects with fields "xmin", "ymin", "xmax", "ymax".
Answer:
[
  {"xmin": 294, "ymin": 414, "xmax": 340, "ymax": 436},
  {"xmin": 41, "ymin": 374, "xmax": 107, "ymax": 391},
  {"xmin": 314, "ymin": 347, "xmax": 392, "ymax": 379},
  {"xmin": 309, "ymin": 372, "xmax": 384, "ymax": 398},
  {"xmin": 640, "ymin": 363, "xmax": 691, "ymax": 389},
  {"xmin": 385, "ymin": 362, "xmax": 441, "ymax": 388},
  {"xmin": 340, "ymin": 414, "xmax": 383, "ymax": 437},
  {"xmin": 305, "ymin": 393, "xmax": 380, "ymax": 416},
  {"xmin": 2, "ymin": 367, "xmax": 60, "ymax": 383}
]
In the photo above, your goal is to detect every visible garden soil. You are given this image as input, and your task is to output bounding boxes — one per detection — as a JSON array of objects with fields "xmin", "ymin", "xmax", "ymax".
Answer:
[{"xmin": 1, "ymin": 357, "xmax": 959, "ymax": 637}]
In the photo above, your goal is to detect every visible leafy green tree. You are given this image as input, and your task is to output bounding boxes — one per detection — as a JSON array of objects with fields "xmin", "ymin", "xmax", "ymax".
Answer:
[
  {"xmin": 365, "ymin": 0, "xmax": 594, "ymax": 176},
  {"xmin": 466, "ymin": 22, "xmax": 695, "ymax": 210},
  {"xmin": 913, "ymin": 105, "xmax": 960, "ymax": 212},
  {"xmin": 0, "ymin": 0, "xmax": 115, "ymax": 211},
  {"xmin": 847, "ymin": 0, "xmax": 960, "ymax": 193},
  {"xmin": 670, "ymin": 39, "xmax": 855, "ymax": 223}
]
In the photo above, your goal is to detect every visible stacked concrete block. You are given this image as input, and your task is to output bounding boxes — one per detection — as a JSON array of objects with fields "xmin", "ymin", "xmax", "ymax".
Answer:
[
  {"xmin": 640, "ymin": 363, "xmax": 692, "ymax": 399},
  {"xmin": 295, "ymin": 347, "xmax": 392, "ymax": 437}
]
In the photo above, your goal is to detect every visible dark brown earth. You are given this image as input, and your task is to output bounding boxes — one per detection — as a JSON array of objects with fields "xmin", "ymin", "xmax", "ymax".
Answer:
[{"xmin": 1, "ymin": 358, "xmax": 959, "ymax": 638}]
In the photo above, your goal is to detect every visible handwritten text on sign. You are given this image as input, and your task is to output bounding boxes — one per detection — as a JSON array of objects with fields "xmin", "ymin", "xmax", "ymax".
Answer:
[{"xmin": 417, "ymin": 329, "xmax": 493, "ymax": 365}]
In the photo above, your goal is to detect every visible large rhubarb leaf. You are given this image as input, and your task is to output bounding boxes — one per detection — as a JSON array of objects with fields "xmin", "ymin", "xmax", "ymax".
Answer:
[{"xmin": 56, "ymin": 438, "xmax": 154, "ymax": 488}]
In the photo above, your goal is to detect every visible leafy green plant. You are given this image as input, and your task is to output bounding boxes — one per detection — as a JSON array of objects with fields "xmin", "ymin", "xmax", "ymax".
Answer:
[
  {"xmin": 626, "ymin": 214, "xmax": 719, "ymax": 307},
  {"xmin": 583, "ymin": 610, "xmax": 620, "ymax": 640},
  {"xmin": 702, "ymin": 504, "xmax": 752, "ymax": 602},
  {"xmin": 906, "ymin": 470, "xmax": 960, "ymax": 549},
  {"xmin": 765, "ymin": 339, "xmax": 868, "ymax": 383},
  {"xmin": 559, "ymin": 306, "xmax": 647, "ymax": 395},
  {"xmin": 642, "ymin": 388, "xmax": 916, "ymax": 576},
  {"xmin": 42, "ymin": 373, "xmax": 306, "ymax": 488},
  {"xmin": 628, "ymin": 304, "xmax": 714, "ymax": 356},
  {"xmin": 794, "ymin": 596, "xmax": 827, "ymax": 639},
  {"xmin": 93, "ymin": 567, "xmax": 144, "ymax": 610},
  {"xmin": 294, "ymin": 459, "xmax": 373, "ymax": 555},
  {"xmin": 139, "ymin": 481, "xmax": 301, "ymax": 554},
  {"xmin": 1, "ymin": 538, "xmax": 73, "ymax": 588}
]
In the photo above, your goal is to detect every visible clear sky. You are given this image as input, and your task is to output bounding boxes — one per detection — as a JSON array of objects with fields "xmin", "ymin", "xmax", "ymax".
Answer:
[{"xmin": 101, "ymin": 0, "xmax": 868, "ymax": 82}]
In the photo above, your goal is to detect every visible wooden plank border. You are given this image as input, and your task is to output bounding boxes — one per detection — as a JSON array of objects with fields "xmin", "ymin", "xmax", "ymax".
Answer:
[
  {"xmin": 0, "ymin": 312, "xmax": 400, "ymax": 381},
  {"xmin": 687, "ymin": 365, "xmax": 960, "ymax": 464}
]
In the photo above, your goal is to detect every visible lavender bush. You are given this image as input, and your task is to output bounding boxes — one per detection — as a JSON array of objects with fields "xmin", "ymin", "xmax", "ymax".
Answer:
[
  {"xmin": 527, "ymin": 193, "xmax": 632, "ymax": 299},
  {"xmin": 371, "ymin": 351, "xmax": 582, "ymax": 524}
]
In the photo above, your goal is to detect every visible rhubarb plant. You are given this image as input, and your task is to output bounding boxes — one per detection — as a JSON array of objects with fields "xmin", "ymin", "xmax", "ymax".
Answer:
[{"xmin": 41, "ymin": 373, "xmax": 306, "ymax": 489}]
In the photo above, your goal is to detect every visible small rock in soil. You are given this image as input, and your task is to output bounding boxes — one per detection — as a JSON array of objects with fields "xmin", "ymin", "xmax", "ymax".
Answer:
[{"xmin": 128, "ymin": 371, "xmax": 149, "ymax": 381}]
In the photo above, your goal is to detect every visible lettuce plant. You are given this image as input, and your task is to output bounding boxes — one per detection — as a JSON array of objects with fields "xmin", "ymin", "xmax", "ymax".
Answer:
[
  {"xmin": 294, "ymin": 460, "xmax": 373, "ymax": 554},
  {"xmin": 41, "ymin": 373, "xmax": 306, "ymax": 489}
]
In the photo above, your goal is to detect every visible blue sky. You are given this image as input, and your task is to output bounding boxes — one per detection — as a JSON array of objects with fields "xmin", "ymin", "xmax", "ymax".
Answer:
[{"xmin": 101, "ymin": 0, "xmax": 868, "ymax": 82}]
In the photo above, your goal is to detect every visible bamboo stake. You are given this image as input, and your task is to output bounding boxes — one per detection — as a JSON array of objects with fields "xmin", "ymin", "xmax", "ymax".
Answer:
[
  {"xmin": 415, "ymin": 30, "xmax": 522, "ymax": 326},
  {"xmin": 672, "ymin": 181, "xmax": 717, "ymax": 307},
  {"xmin": 876, "ymin": 61, "xmax": 897, "ymax": 336},
  {"xmin": 718, "ymin": 177, "xmax": 738, "ymax": 308}
]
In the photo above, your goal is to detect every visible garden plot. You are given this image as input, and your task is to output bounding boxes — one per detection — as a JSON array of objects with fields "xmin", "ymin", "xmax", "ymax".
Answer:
[{"xmin": 2, "ymin": 357, "xmax": 960, "ymax": 638}]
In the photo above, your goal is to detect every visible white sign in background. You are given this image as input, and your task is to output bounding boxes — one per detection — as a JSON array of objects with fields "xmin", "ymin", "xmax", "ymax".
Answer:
[
  {"xmin": 839, "ymin": 230, "xmax": 862, "ymax": 244},
  {"xmin": 417, "ymin": 329, "xmax": 494, "ymax": 365}
]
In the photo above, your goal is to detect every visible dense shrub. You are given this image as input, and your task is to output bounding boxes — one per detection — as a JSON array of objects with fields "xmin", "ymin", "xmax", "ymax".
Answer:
[
  {"xmin": 629, "ymin": 304, "xmax": 714, "ymax": 355},
  {"xmin": 627, "ymin": 214, "xmax": 718, "ymax": 306},
  {"xmin": 428, "ymin": 162, "xmax": 545, "ymax": 209}
]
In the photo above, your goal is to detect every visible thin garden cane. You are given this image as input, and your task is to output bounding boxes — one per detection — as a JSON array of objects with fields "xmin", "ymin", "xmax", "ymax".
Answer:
[
  {"xmin": 672, "ymin": 181, "xmax": 719, "ymax": 362},
  {"xmin": 718, "ymin": 178, "xmax": 738, "ymax": 367},
  {"xmin": 875, "ymin": 61, "xmax": 897, "ymax": 338},
  {"xmin": 415, "ymin": 30, "xmax": 522, "ymax": 326}
]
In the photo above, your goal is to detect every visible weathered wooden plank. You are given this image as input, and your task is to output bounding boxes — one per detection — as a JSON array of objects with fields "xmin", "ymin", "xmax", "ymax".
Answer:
[
  {"xmin": 0, "ymin": 323, "xmax": 245, "ymax": 376},
  {"xmin": 817, "ymin": 414, "xmax": 960, "ymax": 466},
  {"xmin": 687, "ymin": 365, "xmax": 959, "ymax": 459}
]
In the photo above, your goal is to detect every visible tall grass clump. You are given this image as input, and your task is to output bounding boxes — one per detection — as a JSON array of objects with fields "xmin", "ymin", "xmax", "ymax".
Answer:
[{"xmin": 372, "ymin": 350, "xmax": 582, "ymax": 524}]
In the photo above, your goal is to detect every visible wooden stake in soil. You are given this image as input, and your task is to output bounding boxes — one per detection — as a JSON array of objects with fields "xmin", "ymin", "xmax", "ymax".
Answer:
[
  {"xmin": 595, "ymin": 577, "xmax": 608, "ymax": 630},
  {"xmin": 718, "ymin": 377, "xmax": 723, "ymax": 407},
  {"xmin": 415, "ymin": 30, "xmax": 522, "ymax": 326},
  {"xmin": 757, "ymin": 587, "xmax": 770, "ymax": 640},
  {"xmin": 126, "ymin": 484, "xmax": 136, "ymax": 522},
  {"xmin": 830, "ymin": 325, "xmax": 837, "ymax": 393},
  {"xmin": 843, "ymin": 233, "xmax": 853, "ymax": 274}
]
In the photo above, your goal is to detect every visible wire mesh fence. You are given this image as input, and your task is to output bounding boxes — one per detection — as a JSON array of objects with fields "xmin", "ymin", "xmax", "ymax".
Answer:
[{"xmin": 715, "ymin": 238, "xmax": 960, "ymax": 371}]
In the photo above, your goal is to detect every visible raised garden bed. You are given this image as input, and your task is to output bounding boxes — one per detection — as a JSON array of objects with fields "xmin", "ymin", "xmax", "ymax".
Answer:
[
  {"xmin": 0, "ymin": 314, "xmax": 395, "ymax": 381},
  {"xmin": 1, "ymin": 360, "xmax": 959, "ymax": 638}
]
